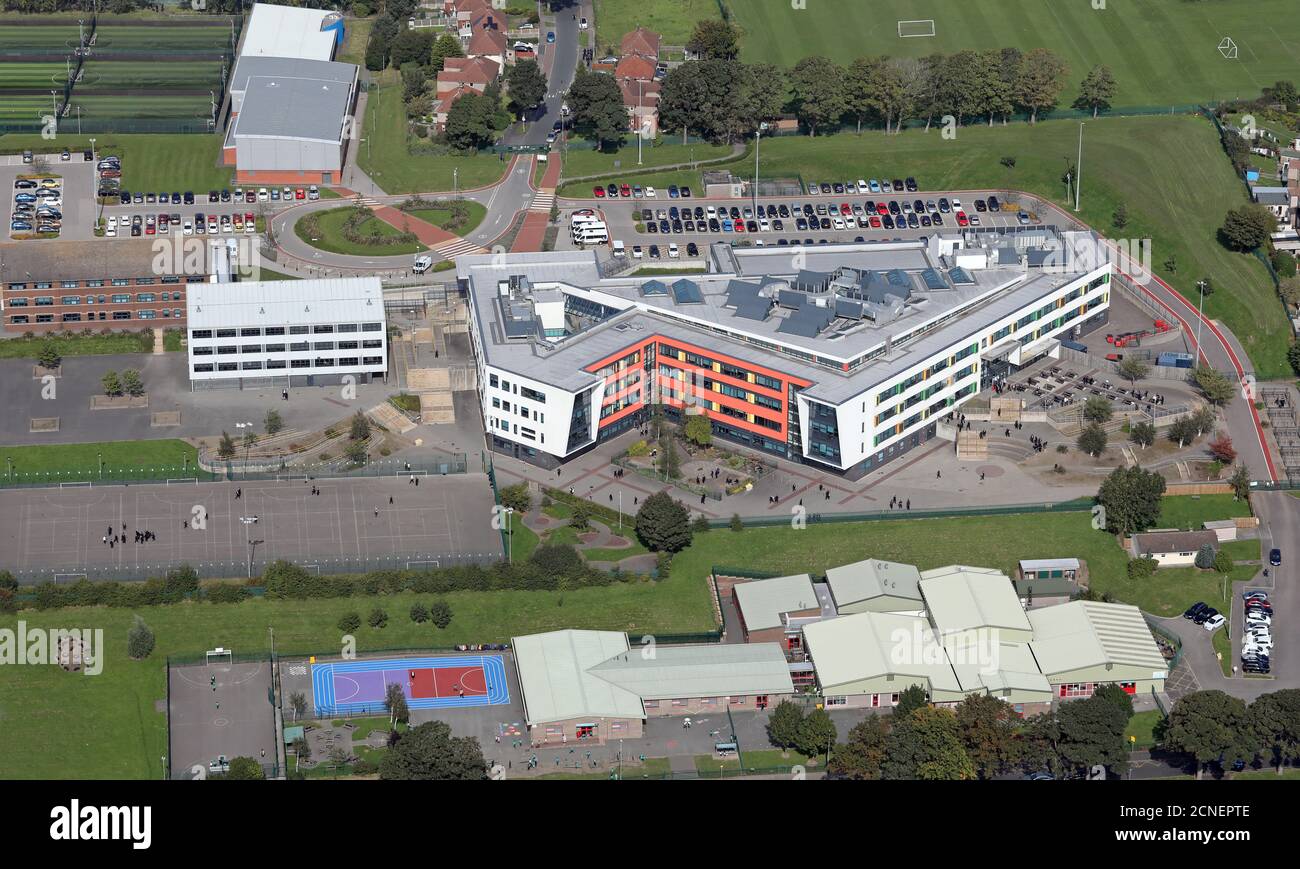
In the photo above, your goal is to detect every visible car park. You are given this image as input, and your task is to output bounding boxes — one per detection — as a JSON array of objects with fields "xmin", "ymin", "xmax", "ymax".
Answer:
[{"xmin": 593, "ymin": 186, "xmax": 605, "ymax": 197}]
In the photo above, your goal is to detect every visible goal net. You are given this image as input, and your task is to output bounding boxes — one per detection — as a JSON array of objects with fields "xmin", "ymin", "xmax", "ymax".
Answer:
[
  {"xmin": 898, "ymin": 19, "xmax": 936, "ymax": 38},
  {"xmin": 206, "ymin": 647, "xmax": 234, "ymax": 668}
]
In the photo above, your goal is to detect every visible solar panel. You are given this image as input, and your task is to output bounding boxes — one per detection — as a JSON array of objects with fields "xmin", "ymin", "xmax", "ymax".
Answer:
[
  {"xmin": 920, "ymin": 268, "xmax": 948, "ymax": 290},
  {"xmin": 671, "ymin": 279, "xmax": 703, "ymax": 304},
  {"xmin": 886, "ymin": 269, "xmax": 911, "ymax": 288},
  {"xmin": 777, "ymin": 289, "xmax": 804, "ymax": 309},
  {"xmin": 834, "ymin": 298, "xmax": 863, "ymax": 320},
  {"xmin": 735, "ymin": 296, "xmax": 772, "ymax": 321}
]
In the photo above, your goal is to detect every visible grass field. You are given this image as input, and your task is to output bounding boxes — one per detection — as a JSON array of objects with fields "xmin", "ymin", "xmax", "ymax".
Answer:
[
  {"xmin": 356, "ymin": 76, "xmax": 510, "ymax": 194},
  {"xmin": 0, "ymin": 439, "xmax": 200, "ymax": 479},
  {"xmin": 723, "ymin": 0, "xmax": 1300, "ymax": 108},
  {"xmin": 0, "ymin": 131, "xmax": 228, "ymax": 191},
  {"xmin": 1124, "ymin": 709, "xmax": 1163, "ymax": 749},
  {"xmin": 593, "ymin": 0, "xmax": 717, "ymax": 50},
  {"xmin": 560, "ymin": 115, "xmax": 1290, "ymax": 378},
  {"xmin": 0, "ymin": 330, "xmax": 153, "ymax": 359},
  {"xmin": 296, "ymin": 206, "xmax": 430, "ymax": 256},
  {"xmin": 0, "ymin": 23, "xmax": 81, "ymax": 52},
  {"xmin": 70, "ymin": 95, "xmax": 213, "ymax": 121},
  {"xmin": 561, "ymin": 137, "xmax": 733, "ymax": 180},
  {"xmin": 336, "ymin": 16, "xmax": 373, "ymax": 67},
  {"xmin": 405, "ymin": 200, "xmax": 488, "ymax": 236},
  {"xmin": 1156, "ymin": 494, "xmax": 1252, "ymax": 530},
  {"xmin": 78, "ymin": 61, "xmax": 223, "ymax": 90},
  {"xmin": 0, "ymin": 62, "xmax": 73, "ymax": 89}
]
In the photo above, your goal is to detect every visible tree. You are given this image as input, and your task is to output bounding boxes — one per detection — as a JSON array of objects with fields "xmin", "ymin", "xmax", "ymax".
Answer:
[
  {"xmin": 1219, "ymin": 204, "xmax": 1276, "ymax": 251},
  {"xmin": 734, "ymin": 62, "xmax": 786, "ymax": 137},
  {"xmin": 691, "ymin": 514, "xmax": 711, "ymax": 535},
  {"xmin": 1248, "ymin": 689, "xmax": 1300, "ymax": 774},
  {"xmin": 101, "ymin": 370, "xmax": 122, "ymax": 397},
  {"xmin": 225, "ymin": 756, "xmax": 265, "ymax": 780},
  {"xmin": 729, "ymin": 513, "xmax": 743, "ymax": 533},
  {"xmin": 1077, "ymin": 422, "xmax": 1108, "ymax": 457},
  {"xmin": 350, "ymin": 410, "xmax": 371, "ymax": 441},
  {"xmin": 658, "ymin": 59, "xmax": 740, "ymax": 144},
  {"xmin": 429, "ymin": 599, "xmax": 453, "ymax": 629},
  {"xmin": 766, "ymin": 700, "xmax": 805, "ymax": 754},
  {"xmin": 826, "ymin": 715, "xmax": 889, "ymax": 780},
  {"xmin": 498, "ymin": 482, "xmax": 532, "ymax": 514},
  {"xmin": 795, "ymin": 707, "xmax": 839, "ymax": 759},
  {"xmin": 1015, "ymin": 48, "xmax": 1068, "ymax": 123},
  {"xmin": 1129, "ymin": 421, "xmax": 1156, "ymax": 449},
  {"xmin": 657, "ymin": 436, "xmax": 680, "ymax": 478},
  {"xmin": 893, "ymin": 685, "xmax": 929, "ymax": 721},
  {"xmin": 289, "ymin": 691, "xmax": 308, "ymax": 721},
  {"xmin": 400, "ymin": 61, "xmax": 427, "ymax": 102},
  {"xmin": 530, "ymin": 543, "xmax": 584, "ymax": 578},
  {"xmin": 1229, "ymin": 464, "xmax": 1251, "ymax": 501},
  {"xmin": 1193, "ymin": 366, "xmax": 1235, "ymax": 406},
  {"xmin": 1117, "ymin": 356, "xmax": 1149, "ymax": 385},
  {"xmin": 37, "ymin": 340, "xmax": 61, "ymax": 370},
  {"xmin": 634, "ymin": 491, "xmax": 692, "ymax": 552},
  {"xmin": 217, "ymin": 430, "xmax": 236, "ymax": 459},
  {"xmin": 683, "ymin": 413, "xmax": 712, "ymax": 446},
  {"xmin": 1193, "ymin": 543, "xmax": 1217, "ymax": 569},
  {"xmin": 1054, "ymin": 692, "xmax": 1131, "ymax": 776},
  {"xmin": 1167, "ymin": 416, "xmax": 1197, "ymax": 449},
  {"xmin": 368, "ymin": 607, "xmax": 389, "ymax": 628},
  {"xmin": 120, "ymin": 368, "xmax": 144, "ymax": 397},
  {"xmin": 567, "ymin": 69, "xmax": 627, "ymax": 150},
  {"xmin": 379, "ymin": 720, "xmax": 487, "ymax": 780},
  {"xmin": 1073, "ymin": 65, "xmax": 1116, "ymax": 117},
  {"xmin": 428, "ymin": 32, "xmax": 463, "ymax": 73},
  {"xmin": 570, "ymin": 502, "xmax": 592, "ymax": 531},
  {"xmin": 506, "ymin": 58, "xmax": 548, "ymax": 116},
  {"xmin": 410, "ymin": 602, "xmax": 429, "ymax": 623},
  {"xmin": 686, "ymin": 19, "xmax": 740, "ymax": 60},
  {"xmin": 1191, "ymin": 405, "xmax": 1217, "ymax": 437},
  {"xmin": 1093, "ymin": 683, "xmax": 1135, "ymax": 720},
  {"xmin": 882, "ymin": 706, "xmax": 976, "ymax": 780},
  {"xmin": 338, "ymin": 612, "xmax": 361, "ymax": 633},
  {"xmin": 1281, "ymin": 279, "xmax": 1300, "ymax": 313},
  {"xmin": 263, "ymin": 409, "xmax": 284, "ymax": 436},
  {"xmin": 790, "ymin": 56, "xmax": 846, "ymax": 136},
  {"xmin": 126, "ymin": 615, "xmax": 155, "ymax": 659},
  {"xmin": 1164, "ymin": 689, "xmax": 1254, "ymax": 779},
  {"xmin": 1112, "ymin": 202, "xmax": 1129, "ymax": 230},
  {"xmin": 1208, "ymin": 433, "xmax": 1237, "ymax": 464},
  {"xmin": 1082, "ymin": 396, "xmax": 1113, "ymax": 423},
  {"xmin": 844, "ymin": 55, "xmax": 885, "ymax": 134},
  {"xmin": 1213, "ymin": 548, "xmax": 1234, "ymax": 574},
  {"xmin": 389, "ymin": 28, "xmax": 434, "ymax": 69},
  {"xmin": 344, "ymin": 439, "xmax": 368, "ymax": 465},
  {"xmin": 955, "ymin": 694, "xmax": 1020, "ymax": 779},
  {"xmin": 385, "ymin": 681, "xmax": 409, "ymax": 728},
  {"xmin": 1096, "ymin": 465, "xmax": 1167, "ymax": 535},
  {"xmin": 444, "ymin": 91, "xmax": 498, "ymax": 150}
]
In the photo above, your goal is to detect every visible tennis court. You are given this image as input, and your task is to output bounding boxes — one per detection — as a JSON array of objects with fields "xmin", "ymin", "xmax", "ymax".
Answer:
[{"xmin": 310, "ymin": 655, "xmax": 511, "ymax": 715}]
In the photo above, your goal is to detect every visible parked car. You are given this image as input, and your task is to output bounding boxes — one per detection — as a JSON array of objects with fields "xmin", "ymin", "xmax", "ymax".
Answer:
[
  {"xmin": 1183, "ymin": 602, "xmax": 1209, "ymax": 620},
  {"xmin": 1203, "ymin": 614, "xmax": 1226, "ymax": 631},
  {"xmin": 1270, "ymin": 548, "xmax": 1281, "ymax": 566}
]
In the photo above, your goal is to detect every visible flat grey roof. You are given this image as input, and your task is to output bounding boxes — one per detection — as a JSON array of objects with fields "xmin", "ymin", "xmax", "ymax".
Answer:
[
  {"xmin": 231, "ymin": 56, "xmax": 356, "ymax": 94},
  {"xmin": 459, "ymin": 230, "xmax": 1099, "ymax": 405},
  {"xmin": 233, "ymin": 73, "xmax": 352, "ymax": 142},
  {"xmin": 732, "ymin": 573, "xmax": 818, "ymax": 631},
  {"xmin": 186, "ymin": 276, "xmax": 383, "ymax": 329}
]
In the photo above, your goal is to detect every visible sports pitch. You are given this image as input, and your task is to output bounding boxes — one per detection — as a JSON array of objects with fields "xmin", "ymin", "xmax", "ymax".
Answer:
[{"xmin": 727, "ymin": 0, "xmax": 1300, "ymax": 106}]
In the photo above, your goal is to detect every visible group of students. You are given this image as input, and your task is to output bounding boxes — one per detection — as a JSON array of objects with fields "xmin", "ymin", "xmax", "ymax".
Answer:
[{"xmin": 101, "ymin": 523, "xmax": 156, "ymax": 549}]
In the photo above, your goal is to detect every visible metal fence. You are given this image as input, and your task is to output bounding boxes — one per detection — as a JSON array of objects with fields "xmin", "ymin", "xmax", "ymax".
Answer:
[{"xmin": 710, "ymin": 497, "xmax": 1095, "ymax": 529}]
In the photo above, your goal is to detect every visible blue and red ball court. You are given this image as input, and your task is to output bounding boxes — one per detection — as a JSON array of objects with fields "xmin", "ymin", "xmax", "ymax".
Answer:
[{"xmin": 310, "ymin": 655, "xmax": 509, "ymax": 715}]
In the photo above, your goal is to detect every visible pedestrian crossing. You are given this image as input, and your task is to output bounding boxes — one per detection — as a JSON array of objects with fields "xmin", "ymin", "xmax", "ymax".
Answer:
[
  {"xmin": 355, "ymin": 196, "xmax": 382, "ymax": 208},
  {"xmin": 433, "ymin": 236, "xmax": 488, "ymax": 258},
  {"xmin": 530, "ymin": 191, "xmax": 556, "ymax": 212}
]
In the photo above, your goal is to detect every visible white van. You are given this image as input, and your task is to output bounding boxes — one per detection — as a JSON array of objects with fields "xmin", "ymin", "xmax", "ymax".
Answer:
[
  {"xmin": 571, "ymin": 223, "xmax": 609, "ymax": 245},
  {"xmin": 612, "ymin": 240, "xmax": 626, "ymax": 257},
  {"xmin": 413, "ymin": 254, "xmax": 434, "ymax": 274}
]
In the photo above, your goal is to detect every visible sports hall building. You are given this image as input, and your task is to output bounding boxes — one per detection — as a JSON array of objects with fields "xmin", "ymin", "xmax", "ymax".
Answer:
[{"xmin": 460, "ymin": 228, "xmax": 1111, "ymax": 477}]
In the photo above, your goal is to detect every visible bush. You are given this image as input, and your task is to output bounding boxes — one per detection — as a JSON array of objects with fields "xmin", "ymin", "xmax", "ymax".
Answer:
[
  {"xmin": 1193, "ymin": 544, "xmax": 1217, "ymax": 570},
  {"xmin": 338, "ymin": 612, "xmax": 362, "ymax": 633},
  {"xmin": 429, "ymin": 599, "xmax": 453, "ymax": 629},
  {"xmin": 410, "ymin": 602, "xmax": 429, "ymax": 623},
  {"xmin": 1127, "ymin": 556, "xmax": 1158, "ymax": 580},
  {"xmin": 368, "ymin": 607, "xmax": 389, "ymax": 628},
  {"xmin": 126, "ymin": 615, "xmax": 155, "ymax": 660}
]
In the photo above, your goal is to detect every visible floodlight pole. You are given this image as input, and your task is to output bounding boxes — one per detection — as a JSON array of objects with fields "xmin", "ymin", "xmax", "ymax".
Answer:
[
  {"xmin": 1195, "ymin": 280, "xmax": 1207, "ymax": 364},
  {"xmin": 1074, "ymin": 122, "xmax": 1084, "ymax": 212}
]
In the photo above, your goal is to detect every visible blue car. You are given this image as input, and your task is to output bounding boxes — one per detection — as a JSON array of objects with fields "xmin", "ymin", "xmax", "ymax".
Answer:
[
  {"xmin": 721, "ymin": 219, "xmax": 733, "ymax": 232},
  {"xmin": 11, "ymin": 220, "xmax": 33, "ymax": 231},
  {"xmin": 868, "ymin": 179, "xmax": 881, "ymax": 193},
  {"xmin": 546, "ymin": 31, "xmax": 555, "ymax": 43},
  {"xmin": 667, "ymin": 185, "xmax": 679, "ymax": 198},
  {"xmin": 14, "ymin": 192, "xmax": 36, "ymax": 203}
]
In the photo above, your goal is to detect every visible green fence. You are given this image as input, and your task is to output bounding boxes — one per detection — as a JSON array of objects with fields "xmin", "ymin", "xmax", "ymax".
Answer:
[{"xmin": 711, "ymin": 497, "xmax": 1095, "ymax": 529}]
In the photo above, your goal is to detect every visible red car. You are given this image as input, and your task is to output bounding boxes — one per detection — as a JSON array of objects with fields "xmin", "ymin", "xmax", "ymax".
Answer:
[
  {"xmin": 869, "ymin": 215, "xmax": 881, "ymax": 228},
  {"xmin": 295, "ymin": 188, "xmax": 306, "ymax": 200},
  {"xmin": 593, "ymin": 186, "xmax": 605, "ymax": 198},
  {"xmin": 619, "ymin": 184, "xmax": 631, "ymax": 197},
  {"xmin": 955, "ymin": 210, "xmax": 969, "ymax": 226},
  {"xmin": 840, "ymin": 203, "xmax": 852, "ymax": 215},
  {"xmin": 733, "ymin": 219, "xmax": 745, "ymax": 233},
  {"xmin": 876, "ymin": 202, "xmax": 889, "ymax": 216}
]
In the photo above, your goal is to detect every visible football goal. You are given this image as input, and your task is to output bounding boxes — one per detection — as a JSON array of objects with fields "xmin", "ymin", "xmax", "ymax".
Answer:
[
  {"xmin": 898, "ymin": 19, "xmax": 936, "ymax": 38},
  {"xmin": 206, "ymin": 647, "xmax": 234, "ymax": 667}
]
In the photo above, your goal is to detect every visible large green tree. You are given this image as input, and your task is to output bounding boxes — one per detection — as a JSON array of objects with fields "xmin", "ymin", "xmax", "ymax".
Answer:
[
  {"xmin": 1073, "ymin": 65, "xmax": 1117, "ymax": 117},
  {"xmin": 954, "ymin": 694, "xmax": 1020, "ymax": 779},
  {"xmin": 379, "ymin": 720, "xmax": 487, "ymax": 780},
  {"xmin": 658, "ymin": 59, "xmax": 741, "ymax": 144},
  {"xmin": 1015, "ymin": 48, "xmax": 1068, "ymax": 123},
  {"xmin": 1095, "ymin": 465, "xmax": 1166, "ymax": 535},
  {"xmin": 1219, "ymin": 204, "xmax": 1276, "ymax": 251},
  {"xmin": 766, "ymin": 700, "xmax": 805, "ymax": 753},
  {"xmin": 790, "ymin": 56, "xmax": 846, "ymax": 137},
  {"xmin": 507, "ymin": 59, "xmax": 548, "ymax": 117},
  {"xmin": 634, "ymin": 491, "xmax": 692, "ymax": 552},
  {"xmin": 686, "ymin": 19, "xmax": 740, "ymax": 60},
  {"xmin": 1248, "ymin": 689, "xmax": 1300, "ymax": 774},
  {"xmin": 1165, "ymin": 689, "xmax": 1254, "ymax": 779},
  {"xmin": 882, "ymin": 706, "xmax": 976, "ymax": 780},
  {"xmin": 826, "ymin": 715, "xmax": 889, "ymax": 780},
  {"xmin": 444, "ymin": 91, "xmax": 498, "ymax": 150},
  {"xmin": 567, "ymin": 69, "xmax": 627, "ymax": 151}
]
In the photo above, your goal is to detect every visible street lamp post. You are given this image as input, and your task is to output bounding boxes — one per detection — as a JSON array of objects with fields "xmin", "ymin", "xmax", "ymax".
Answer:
[
  {"xmin": 637, "ymin": 79, "xmax": 644, "ymax": 166},
  {"xmin": 752, "ymin": 122, "xmax": 767, "ymax": 215},
  {"xmin": 504, "ymin": 506, "xmax": 515, "ymax": 563},
  {"xmin": 1195, "ymin": 279, "xmax": 1207, "ymax": 364}
]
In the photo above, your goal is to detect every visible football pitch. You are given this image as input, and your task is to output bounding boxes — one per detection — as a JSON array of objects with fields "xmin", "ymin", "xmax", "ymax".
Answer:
[{"xmin": 726, "ymin": 0, "xmax": 1300, "ymax": 107}]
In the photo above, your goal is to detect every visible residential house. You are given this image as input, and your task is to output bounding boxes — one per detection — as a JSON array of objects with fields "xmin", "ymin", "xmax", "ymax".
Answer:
[
  {"xmin": 615, "ymin": 27, "xmax": 661, "ymax": 137},
  {"xmin": 1250, "ymin": 184, "xmax": 1294, "ymax": 226},
  {"xmin": 1130, "ymin": 530, "xmax": 1218, "ymax": 567},
  {"xmin": 466, "ymin": 11, "xmax": 511, "ymax": 68},
  {"xmin": 432, "ymin": 55, "xmax": 499, "ymax": 131}
]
